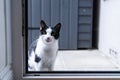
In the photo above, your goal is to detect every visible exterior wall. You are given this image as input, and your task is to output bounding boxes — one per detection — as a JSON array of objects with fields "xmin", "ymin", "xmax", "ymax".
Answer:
[
  {"xmin": 99, "ymin": 0, "xmax": 120, "ymax": 66},
  {"xmin": 0, "ymin": 0, "xmax": 13, "ymax": 80}
]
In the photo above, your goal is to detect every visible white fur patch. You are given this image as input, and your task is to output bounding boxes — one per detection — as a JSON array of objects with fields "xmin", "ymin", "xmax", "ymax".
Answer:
[{"xmin": 46, "ymin": 28, "xmax": 52, "ymax": 34}]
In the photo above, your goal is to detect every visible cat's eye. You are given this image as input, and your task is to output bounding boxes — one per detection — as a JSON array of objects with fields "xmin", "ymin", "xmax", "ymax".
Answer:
[
  {"xmin": 51, "ymin": 32, "xmax": 56, "ymax": 36},
  {"xmin": 41, "ymin": 31, "xmax": 46, "ymax": 34}
]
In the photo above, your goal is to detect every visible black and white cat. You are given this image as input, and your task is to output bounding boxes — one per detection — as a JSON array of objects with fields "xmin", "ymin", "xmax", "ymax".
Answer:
[{"xmin": 28, "ymin": 20, "xmax": 61, "ymax": 71}]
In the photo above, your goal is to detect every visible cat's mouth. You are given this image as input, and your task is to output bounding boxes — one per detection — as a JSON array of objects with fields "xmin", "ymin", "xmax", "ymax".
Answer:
[{"xmin": 42, "ymin": 36, "xmax": 53, "ymax": 44}]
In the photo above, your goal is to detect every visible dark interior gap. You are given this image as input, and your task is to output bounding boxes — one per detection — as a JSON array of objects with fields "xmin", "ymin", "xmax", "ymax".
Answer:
[{"xmin": 92, "ymin": 0, "xmax": 100, "ymax": 49}]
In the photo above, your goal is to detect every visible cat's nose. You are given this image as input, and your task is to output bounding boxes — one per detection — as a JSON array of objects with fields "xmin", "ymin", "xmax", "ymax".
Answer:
[
  {"xmin": 46, "ymin": 37, "xmax": 51, "ymax": 42},
  {"xmin": 47, "ymin": 37, "xmax": 50, "ymax": 40}
]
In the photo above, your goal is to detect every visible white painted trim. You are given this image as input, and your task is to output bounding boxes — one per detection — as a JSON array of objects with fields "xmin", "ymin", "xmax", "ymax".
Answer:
[
  {"xmin": 0, "ymin": 0, "xmax": 13, "ymax": 80},
  {"xmin": 3, "ymin": 70, "xmax": 13, "ymax": 80},
  {"xmin": 5, "ymin": 0, "xmax": 12, "ymax": 65},
  {"xmin": 0, "ymin": 0, "xmax": 6, "ymax": 73},
  {"xmin": 0, "ymin": 65, "xmax": 13, "ymax": 80},
  {"xmin": 23, "ymin": 75, "xmax": 120, "ymax": 79}
]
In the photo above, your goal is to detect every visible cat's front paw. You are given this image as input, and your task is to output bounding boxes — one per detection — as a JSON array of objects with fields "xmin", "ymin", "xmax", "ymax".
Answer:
[{"xmin": 35, "ymin": 55, "xmax": 41, "ymax": 63}]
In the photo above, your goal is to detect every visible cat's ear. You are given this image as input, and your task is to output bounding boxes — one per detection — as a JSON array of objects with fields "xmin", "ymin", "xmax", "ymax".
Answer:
[
  {"xmin": 40, "ymin": 20, "xmax": 46, "ymax": 30},
  {"xmin": 54, "ymin": 23, "xmax": 61, "ymax": 32}
]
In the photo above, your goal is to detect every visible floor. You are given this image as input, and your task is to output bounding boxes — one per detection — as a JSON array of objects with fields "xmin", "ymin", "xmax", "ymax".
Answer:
[{"xmin": 54, "ymin": 50, "xmax": 120, "ymax": 71}]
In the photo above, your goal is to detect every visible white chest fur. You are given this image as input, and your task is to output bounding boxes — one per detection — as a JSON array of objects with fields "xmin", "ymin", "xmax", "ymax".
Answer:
[
  {"xmin": 34, "ymin": 36, "xmax": 58, "ymax": 71},
  {"xmin": 35, "ymin": 36, "xmax": 58, "ymax": 56}
]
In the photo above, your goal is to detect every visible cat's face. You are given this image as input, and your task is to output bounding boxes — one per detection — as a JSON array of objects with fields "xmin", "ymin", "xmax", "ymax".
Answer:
[{"xmin": 40, "ymin": 20, "xmax": 61, "ymax": 45}]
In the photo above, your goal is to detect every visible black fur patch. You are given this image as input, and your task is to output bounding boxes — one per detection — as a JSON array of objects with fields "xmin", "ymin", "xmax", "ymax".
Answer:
[
  {"xmin": 51, "ymin": 27, "xmax": 60, "ymax": 39},
  {"xmin": 35, "ymin": 55, "xmax": 41, "ymax": 63},
  {"xmin": 40, "ymin": 26, "xmax": 48, "ymax": 35}
]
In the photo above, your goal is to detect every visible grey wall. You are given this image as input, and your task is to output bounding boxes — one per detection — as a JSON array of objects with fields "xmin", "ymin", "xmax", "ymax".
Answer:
[
  {"xmin": 28, "ymin": 0, "xmax": 78, "ymax": 50},
  {"xmin": 28, "ymin": 0, "xmax": 94, "ymax": 50}
]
